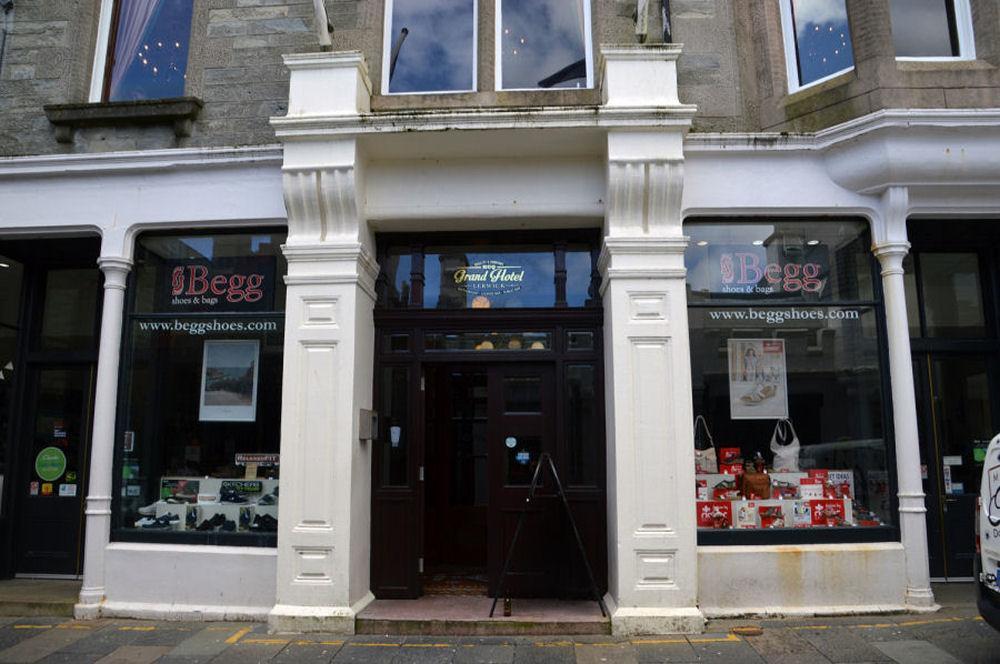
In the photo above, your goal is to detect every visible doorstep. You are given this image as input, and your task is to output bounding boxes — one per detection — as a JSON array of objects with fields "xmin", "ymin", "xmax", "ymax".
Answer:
[
  {"xmin": 356, "ymin": 596, "xmax": 610, "ymax": 636},
  {"xmin": 0, "ymin": 579, "xmax": 81, "ymax": 617}
]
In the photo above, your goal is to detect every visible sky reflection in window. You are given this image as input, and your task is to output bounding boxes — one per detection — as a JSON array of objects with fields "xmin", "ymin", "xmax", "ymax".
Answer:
[
  {"xmin": 386, "ymin": 0, "xmax": 475, "ymax": 93},
  {"xmin": 890, "ymin": 0, "xmax": 959, "ymax": 58},
  {"xmin": 499, "ymin": 0, "xmax": 589, "ymax": 90},
  {"xmin": 790, "ymin": 0, "xmax": 854, "ymax": 86},
  {"xmin": 108, "ymin": 0, "xmax": 192, "ymax": 101}
]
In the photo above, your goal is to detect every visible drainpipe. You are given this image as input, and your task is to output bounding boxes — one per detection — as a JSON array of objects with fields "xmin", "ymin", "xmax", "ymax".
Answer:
[{"xmin": 0, "ymin": 0, "xmax": 13, "ymax": 79}]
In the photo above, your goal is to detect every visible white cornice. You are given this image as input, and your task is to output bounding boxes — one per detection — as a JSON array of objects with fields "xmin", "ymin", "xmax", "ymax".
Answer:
[
  {"xmin": 272, "ymin": 105, "xmax": 696, "ymax": 139},
  {"xmin": 0, "ymin": 145, "xmax": 283, "ymax": 178}
]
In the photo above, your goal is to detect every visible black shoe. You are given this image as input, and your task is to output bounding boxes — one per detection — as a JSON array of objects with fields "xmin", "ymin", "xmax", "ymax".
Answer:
[
  {"xmin": 251, "ymin": 514, "xmax": 278, "ymax": 532},
  {"xmin": 257, "ymin": 493, "xmax": 276, "ymax": 505},
  {"xmin": 220, "ymin": 489, "xmax": 247, "ymax": 504},
  {"xmin": 196, "ymin": 513, "xmax": 226, "ymax": 531},
  {"xmin": 186, "ymin": 509, "xmax": 198, "ymax": 529},
  {"xmin": 221, "ymin": 519, "xmax": 236, "ymax": 532}
]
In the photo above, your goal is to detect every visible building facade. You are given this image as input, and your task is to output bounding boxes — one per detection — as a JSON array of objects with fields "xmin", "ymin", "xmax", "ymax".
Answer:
[{"xmin": 1, "ymin": 0, "xmax": 999, "ymax": 635}]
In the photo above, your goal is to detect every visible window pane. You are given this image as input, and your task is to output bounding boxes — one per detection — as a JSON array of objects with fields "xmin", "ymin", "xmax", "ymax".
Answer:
[
  {"xmin": 386, "ymin": 0, "xmax": 475, "ymax": 93},
  {"xmin": 133, "ymin": 233, "xmax": 287, "ymax": 314},
  {"xmin": 690, "ymin": 306, "xmax": 893, "ymax": 531},
  {"xmin": 424, "ymin": 331, "xmax": 551, "ymax": 351},
  {"xmin": 565, "ymin": 246, "xmax": 595, "ymax": 306},
  {"xmin": 499, "ymin": 0, "xmax": 589, "ymax": 90},
  {"xmin": 108, "ymin": 0, "xmax": 194, "ymax": 101},
  {"xmin": 567, "ymin": 365, "xmax": 598, "ymax": 485},
  {"xmin": 920, "ymin": 253, "xmax": 986, "ymax": 338},
  {"xmin": 379, "ymin": 367, "xmax": 409, "ymax": 487},
  {"xmin": 505, "ymin": 435, "xmax": 541, "ymax": 485},
  {"xmin": 503, "ymin": 376, "xmax": 541, "ymax": 413},
  {"xmin": 890, "ymin": 0, "xmax": 958, "ymax": 58},
  {"xmin": 39, "ymin": 269, "xmax": 101, "ymax": 351},
  {"xmin": 789, "ymin": 0, "xmax": 854, "ymax": 86},
  {"xmin": 686, "ymin": 220, "xmax": 874, "ymax": 304},
  {"xmin": 0, "ymin": 255, "xmax": 23, "ymax": 328},
  {"xmin": 0, "ymin": 326, "xmax": 17, "ymax": 486},
  {"xmin": 903, "ymin": 254, "xmax": 921, "ymax": 338},
  {"xmin": 378, "ymin": 249, "xmax": 412, "ymax": 308},
  {"xmin": 425, "ymin": 246, "xmax": 555, "ymax": 308}
]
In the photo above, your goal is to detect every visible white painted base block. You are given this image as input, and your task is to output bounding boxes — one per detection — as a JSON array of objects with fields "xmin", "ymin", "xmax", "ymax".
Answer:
[
  {"xmin": 606, "ymin": 594, "xmax": 706, "ymax": 635},
  {"xmin": 268, "ymin": 592, "xmax": 375, "ymax": 634},
  {"xmin": 99, "ymin": 543, "xmax": 277, "ymax": 620},
  {"xmin": 698, "ymin": 543, "xmax": 924, "ymax": 617}
]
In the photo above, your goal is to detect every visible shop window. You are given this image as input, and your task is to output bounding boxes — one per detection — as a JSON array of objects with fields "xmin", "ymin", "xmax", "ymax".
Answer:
[
  {"xmin": 779, "ymin": 0, "xmax": 855, "ymax": 92},
  {"xmin": 0, "ymin": 255, "xmax": 22, "ymax": 516},
  {"xmin": 686, "ymin": 220, "xmax": 895, "ymax": 539},
  {"xmin": 496, "ymin": 0, "xmax": 593, "ymax": 90},
  {"xmin": 382, "ymin": 0, "xmax": 476, "ymax": 94},
  {"xmin": 890, "ymin": 0, "xmax": 975, "ymax": 60},
  {"xmin": 101, "ymin": 0, "xmax": 194, "ymax": 102},
  {"xmin": 114, "ymin": 231, "xmax": 286, "ymax": 546},
  {"xmin": 566, "ymin": 364, "xmax": 599, "ymax": 485},
  {"xmin": 38, "ymin": 269, "xmax": 101, "ymax": 352},
  {"xmin": 379, "ymin": 366, "xmax": 409, "ymax": 487}
]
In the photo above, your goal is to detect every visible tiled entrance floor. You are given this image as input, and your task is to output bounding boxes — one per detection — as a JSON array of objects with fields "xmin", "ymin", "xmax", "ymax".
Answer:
[{"xmin": 357, "ymin": 595, "xmax": 610, "ymax": 635}]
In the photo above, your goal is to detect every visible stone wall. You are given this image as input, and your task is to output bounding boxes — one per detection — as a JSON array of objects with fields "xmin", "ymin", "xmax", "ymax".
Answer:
[{"xmin": 0, "ymin": 0, "xmax": 997, "ymax": 157}]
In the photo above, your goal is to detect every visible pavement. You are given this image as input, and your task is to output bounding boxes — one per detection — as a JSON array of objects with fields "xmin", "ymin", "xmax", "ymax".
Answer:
[{"xmin": 0, "ymin": 588, "xmax": 997, "ymax": 663}]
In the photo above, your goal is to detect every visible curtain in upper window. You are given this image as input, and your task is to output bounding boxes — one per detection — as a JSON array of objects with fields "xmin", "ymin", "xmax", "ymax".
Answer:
[{"xmin": 105, "ymin": 0, "xmax": 193, "ymax": 102}]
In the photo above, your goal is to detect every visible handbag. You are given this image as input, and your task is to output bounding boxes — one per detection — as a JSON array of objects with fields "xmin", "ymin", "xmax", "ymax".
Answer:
[
  {"xmin": 739, "ymin": 466, "xmax": 772, "ymax": 499},
  {"xmin": 770, "ymin": 419, "xmax": 801, "ymax": 472},
  {"xmin": 693, "ymin": 415, "xmax": 718, "ymax": 473}
]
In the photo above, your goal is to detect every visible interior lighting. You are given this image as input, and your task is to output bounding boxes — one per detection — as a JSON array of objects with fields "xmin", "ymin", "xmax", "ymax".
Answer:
[
  {"xmin": 696, "ymin": 240, "xmax": 709, "ymax": 247},
  {"xmin": 0, "ymin": 262, "xmax": 9, "ymax": 268},
  {"xmin": 807, "ymin": 240, "xmax": 820, "ymax": 246},
  {"xmin": 752, "ymin": 240, "xmax": 764, "ymax": 246}
]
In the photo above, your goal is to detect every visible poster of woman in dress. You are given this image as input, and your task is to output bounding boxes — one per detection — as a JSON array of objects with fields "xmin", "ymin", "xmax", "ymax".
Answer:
[{"xmin": 727, "ymin": 339, "xmax": 788, "ymax": 420}]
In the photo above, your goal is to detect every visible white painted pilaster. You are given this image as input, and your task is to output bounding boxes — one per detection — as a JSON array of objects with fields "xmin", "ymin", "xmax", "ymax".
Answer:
[
  {"xmin": 871, "ymin": 186, "xmax": 937, "ymax": 611},
  {"xmin": 599, "ymin": 45, "xmax": 702, "ymax": 635},
  {"xmin": 269, "ymin": 51, "xmax": 376, "ymax": 633},
  {"xmin": 76, "ymin": 255, "xmax": 132, "ymax": 619}
]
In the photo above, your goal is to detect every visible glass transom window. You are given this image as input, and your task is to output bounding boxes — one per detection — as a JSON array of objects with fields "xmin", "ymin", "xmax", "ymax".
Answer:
[
  {"xmin": 496, "ymin": 0, "xmax": 593, "ymax": 90},
  {"xmin": 780, "ymin": 0, "xmax": 855, "ymax": 91}
]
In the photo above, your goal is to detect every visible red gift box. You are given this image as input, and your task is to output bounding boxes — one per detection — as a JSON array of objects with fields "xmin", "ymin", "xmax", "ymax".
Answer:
[
  {"xmin": 758, "ymin": 505, "xmax": 786, "ymax": 528},
  {"xmin": 697, "ymin": 501, "xmax": 732, "ymax": 529},
  {"xmin": 719, "ymin": 462, "xmax": 744, "ymax": 476},
  {"xmin": 810, "ymin": 499, "xmax": 847, "ymax": 526},
  {"xmin": 719, "ymin": 447, "xmax": 742, "ymax": 464}
]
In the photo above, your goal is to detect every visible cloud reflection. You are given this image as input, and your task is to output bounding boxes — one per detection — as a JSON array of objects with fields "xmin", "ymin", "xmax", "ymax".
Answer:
[
  {"xmin": 500, "ymin": 0, "xmax": 588, "ymax": 89},
  {"xmin": 388, "ymin": 0, "xmax": 475, "ymax": 93}
]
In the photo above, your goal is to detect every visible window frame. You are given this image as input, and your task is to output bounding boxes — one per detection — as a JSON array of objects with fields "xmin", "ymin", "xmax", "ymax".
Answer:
[
  {"xmin": 778, "ymin": 0, "xmax": 856, "ymax": 94},
  {"xmin": 88, "ymin": 0, "xmax": 194, "ymax": 103},
  {"xmin": 380, "ymin": 0, "xmax": 479, "ymax": 96},
  {"xmin": 891, "ymin": 0, "xmax": 976, "ymax": 62},
  {"xmin": 494, "ymin": 0, "xmax": 595, "ymax": 92}
]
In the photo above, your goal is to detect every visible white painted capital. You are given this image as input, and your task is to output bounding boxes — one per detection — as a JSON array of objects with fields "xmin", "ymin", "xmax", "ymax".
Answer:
[
  {"xmin": 97, "ymin": 256, "xmax": 132, "ymax": 289},
  {"xmin": 600, "ymin": 44, "xmax": 686, "ymax": 109},
  {"xmin": 605, "ymin": 134, "xmax": 685, "ymax": 238},
  {"xmin": 283, "ymin": 51, "xmax": 371, "ymax": 117}
]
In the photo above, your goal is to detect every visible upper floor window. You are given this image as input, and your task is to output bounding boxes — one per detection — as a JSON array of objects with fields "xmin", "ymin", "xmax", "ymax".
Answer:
[
  {"xmin": 101, "ymin": 0, "xmax": 194, "ymax": 102},
  {"xmin": 890, "ymin": 0, "xmax": 975, "ymax": 60},
  {"xmin": 496, "ymin": 0, "xmax": 593, "ymax": 90},
  {"xmin": 382, "ymin": 0, "xmax": 477, "ymax": 94},
  {"xmin": 779, "ymin": 0, "xmax": 855, "ymax": 92}
]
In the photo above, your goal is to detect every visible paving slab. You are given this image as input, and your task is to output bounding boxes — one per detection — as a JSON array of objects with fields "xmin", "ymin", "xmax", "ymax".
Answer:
[
  {"xmin": 794, "ymin": 628, "xmax": 894, "ymax": 663},
  {"xmin": 333, "ymin": 642, "xmax": 405, "ymax": 663},
  {"xmin": 871, "ymin": 639, "xmax": 963, "ymax": 664},
  {"xmin": 574, "ymin": 642, "xmax": 637, "ymax": 664},
  {"xmin": 271, "ymin": 640, "xmax": 343, "ymax": 664},
  {"xmin": 453, "ymin": 643, "xmax": 515, "ymax": 664},
  {"xmin": 94, "ymin": 646, "xmax": 172, "ymax": 664},
  {"xmin": 511, "ymin": 642, "xmax": 575, "ymax": 663},
  {"xmin": 0, "ymin": 623, "xmax": 96, "ymax": 663},
  {"xmin": 165, "ymin": 624, "xmax": 254, "ymax": 659},
  {"xmin": 742, "ymin": 629, "xmax": 828, "ymax": 663}
]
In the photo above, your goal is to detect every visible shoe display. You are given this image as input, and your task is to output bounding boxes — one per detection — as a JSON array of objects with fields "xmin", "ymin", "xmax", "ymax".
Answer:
[
  {"xmin": 142, "ymin": 514, "xmax": 179, "ymax": 529},
  {"xmin": 137, "ymin": 503, "xmax": 157, "ymax": 516},
  {"xmin": 186, "ymin": 508, "xmax": 198, "ymax": 529},
  {"xmin": 250, "ymin": 514, "xmax": 278, "ymax": 532},
  {"xmin": 220, "ymin": 488, "xmax": 248, "ymax": 504},
  {"xmin": 257, "ymin": 492, "xmax": 277, "ymax": 505},
  {"xmin": 221, "ymin": 519, "xmax": 236, "ymax": 532},
  {"xmin": 134, "ymin": 516, "xmax": 156, "ymax": 527},
  {"xmin": 196, "ymin": 513, "xmax": 226, "ymax": 531}
]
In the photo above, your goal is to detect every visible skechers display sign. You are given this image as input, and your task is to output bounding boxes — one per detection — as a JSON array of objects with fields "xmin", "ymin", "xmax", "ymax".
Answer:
[
  {"xmin": 160, "ymin": 257, "xmax": 276, "ymax": 312},
  {"xmin": 695, "ymin": 241, "xmax": 830, "ymax": 300}
]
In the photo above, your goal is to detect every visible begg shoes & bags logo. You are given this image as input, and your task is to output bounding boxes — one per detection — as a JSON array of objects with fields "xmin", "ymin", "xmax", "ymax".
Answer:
[{"xmin": 162, "ymin": 257, "xmax": 276, "ymax": 312}]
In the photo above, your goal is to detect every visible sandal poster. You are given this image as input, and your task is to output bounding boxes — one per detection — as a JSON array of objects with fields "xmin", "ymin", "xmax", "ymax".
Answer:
[{"xmin": 727, "ymin": 339, "xmax": 788, "ymax": 420}]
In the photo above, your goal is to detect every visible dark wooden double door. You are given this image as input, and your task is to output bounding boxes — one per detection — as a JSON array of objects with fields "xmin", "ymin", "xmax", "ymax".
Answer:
[{"xmin": 372, "ymin": 358, "xmax": 606, "ymax": 599}]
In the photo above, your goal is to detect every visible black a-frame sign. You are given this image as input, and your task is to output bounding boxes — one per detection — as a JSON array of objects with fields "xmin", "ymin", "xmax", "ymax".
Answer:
[{"xmin": 489, "ymin": 452, "xmax": 609, "ymax": 618}]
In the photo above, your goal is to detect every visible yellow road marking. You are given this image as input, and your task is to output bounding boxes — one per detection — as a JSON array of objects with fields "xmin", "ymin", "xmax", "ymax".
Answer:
[
  {"xmin": 294, "ymin": 640, "xmax": 345, "ymax": 646},
  {"xmin": 401, "ymin": 643, "xmax": 453, "ymax": 648},
  {"xmin": 575, "ymin": 642, "xmax": 619, "ymax": 647},
  {"xmin": 631, "ymin": 638, "xmax": 690, "ymax": 645},
  {"xmin": 349, "ymin": 642, "xmax": 402, "ymax": 647},
  {"xmin": 534, "ymin": 641, "xmax": 574, "ymax": 647},
  {"xmin": 241, "ymin": 638, "xmax": 290, "ymax": 645},
  {"xmin": 896, "ymin": 617, "xmax": 964, "ymax": 627},
  {"xmin": 55, "ymin": 624, "xmax": 92, "ymax": 630},
  {"xmin": 689, "ymin": 634, "xmax": 742, "ymax": 644},
  {"xmin": 118, "ymin": 626, "xmax": 156, "ymax": 631},
  {"xmin": 13, "ymin": 625, "xmax": 52, "ymax": 630},
  {"xmin": 224, "ymin": 626, "xmax": 253, "ymax": 645}
]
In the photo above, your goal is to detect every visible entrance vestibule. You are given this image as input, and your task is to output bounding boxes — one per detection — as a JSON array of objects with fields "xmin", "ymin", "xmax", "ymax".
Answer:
[{"xmin": 370, "ymin": 232, "xmax": 607, "ymax": 601}]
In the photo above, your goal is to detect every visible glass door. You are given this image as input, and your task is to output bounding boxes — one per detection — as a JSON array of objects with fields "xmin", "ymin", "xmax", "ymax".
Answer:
[{"xmin": 914, "ymin": 354, "xmax": 998, "ymax": 579}]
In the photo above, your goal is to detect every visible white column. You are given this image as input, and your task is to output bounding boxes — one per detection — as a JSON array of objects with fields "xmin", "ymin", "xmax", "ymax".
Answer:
[
  {"xmin": 599, "ymin": 45, "xmax": 702, "ymax": 635},
  {"xmin": 76, "ymin": 256, "xmax": 132, "ymax": 619},
  {"xmin": 269, "ymin": 51, "xmax": 376, "ymax": 633},
  {"xmin": 872, "ymin": 186, "xmax": 936, "ymax": 610}
]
